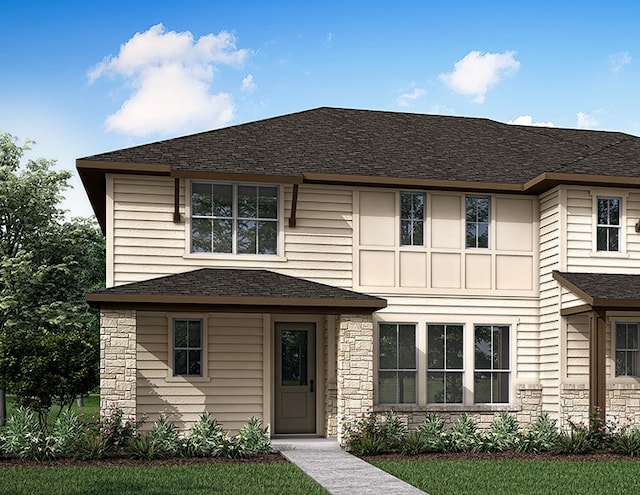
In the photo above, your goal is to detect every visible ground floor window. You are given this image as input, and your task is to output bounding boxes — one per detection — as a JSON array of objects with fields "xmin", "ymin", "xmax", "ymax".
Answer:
[
  {"xmin": 376, "ymin": 322, "xmax": 511, "ymax": 406},
  {"xmin": 616, "ymin": 322, "xmax": 640, "ymax": 377},
  {"xmin": 173, "ymin": 318, "xmax": 203, "ymax": 376},
  {"xmin": 378, "ymin": 323, "xmax": 417, "ymax": 404}
]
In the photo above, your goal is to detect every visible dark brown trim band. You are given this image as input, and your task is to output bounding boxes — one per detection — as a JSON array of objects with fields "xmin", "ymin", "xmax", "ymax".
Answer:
[{"xmin": 171, "ymin": 169, "xmax": 303, "ymax": 184}]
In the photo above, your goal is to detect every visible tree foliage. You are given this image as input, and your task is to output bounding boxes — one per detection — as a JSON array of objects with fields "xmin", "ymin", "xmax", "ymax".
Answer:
[{"xmin": 0, "ymin": 132, "xmax": 104, "ymax": 423}]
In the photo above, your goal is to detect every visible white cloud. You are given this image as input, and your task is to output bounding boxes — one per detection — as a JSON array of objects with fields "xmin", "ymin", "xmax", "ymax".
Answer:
[
  {"xmin": 439, "ymin": 50, "xmax": 520, "ymax": 103},
  {"xmin": 241, "ymin": 74, "xmax": 256, "ymax": 92},
  {"xmin": 609, "ymin": 51, "xmax": 631, "ymax": 73},
  {"xmin": 397, "ymin": 87, "xmax": 426, "ymax": 107},
  {"xmin": 577, "ymin": 111, "xmax": 599, "ymax": 129},
  {"xmin": 89, "ymin": 23, "xmax": 250, "ymax": 136},
  {"xmin": 507, "ymin": 115, "xmax": 555, "ymax": 127},
  {"xmin": 325, "ymin": 32, "xmax": 333, "ymax": 47}
]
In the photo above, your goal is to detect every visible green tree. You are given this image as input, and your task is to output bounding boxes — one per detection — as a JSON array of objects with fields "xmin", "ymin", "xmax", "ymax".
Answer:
[{"xmin": 0, "ymin": 132, "xmax": 104, "ymax": 425}]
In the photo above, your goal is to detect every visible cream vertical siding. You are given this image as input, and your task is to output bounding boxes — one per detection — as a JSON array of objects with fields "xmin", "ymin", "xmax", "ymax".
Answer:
[
  {"xmin": 136, "ymin": 311, "xmax": 264, "ymax": 432},
  {"xmin": 110, "ymin": 176, "xmax": 353, "ymax": 288}
]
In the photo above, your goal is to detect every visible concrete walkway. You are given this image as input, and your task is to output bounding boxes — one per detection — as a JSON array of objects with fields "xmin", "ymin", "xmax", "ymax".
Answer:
[{"xmin": 271, "ymin": 438, "xmax": 427, "ymax": 495}]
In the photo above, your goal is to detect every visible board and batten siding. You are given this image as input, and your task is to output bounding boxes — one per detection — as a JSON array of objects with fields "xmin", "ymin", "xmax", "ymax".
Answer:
[
  {"xmin": 136, "ymin": 311, "xmax": 265, "ymax": 432},
  {"xmin": 108, "ymin": 175, "xmax": 353, "ymax": 288}
]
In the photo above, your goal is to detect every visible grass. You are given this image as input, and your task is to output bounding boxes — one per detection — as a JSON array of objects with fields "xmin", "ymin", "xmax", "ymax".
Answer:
[
  {"xmin": 373, "ymin": 459, "xmax": 640, "ymax": 495},
  {"xmin": 0, "ymin": 463, "xmax": 328, "ymax": 495}
]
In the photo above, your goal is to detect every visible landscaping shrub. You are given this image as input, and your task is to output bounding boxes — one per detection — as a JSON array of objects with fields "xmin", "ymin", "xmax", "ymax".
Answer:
[
  {"xmin": 518, "ymin": 413, "xmax": 558, "ymax": 453},
  {"xmin": 128, "ymin": 432, "xmax": 163, "ymax": 460},
  {"xmin": 226, "ymin": 417, "xmax": 272, "ymax": 458},
  {"xmin": 401, "ymin": 431, "xmax": 430, "ymax": 455},
  {"xmin": 185, "ymin": 412, "xmax": 226, "ymax": 457},
  {"xmin": 51, "ymin": 409, "xmax": 84, "ymax": 456},
  {"xmin": 148, "ymin": 415, "xmax": 182, "ymax": 457},
  {"xmin": 448, "ymin": 414, "xmax": 482, "ymax": 453},
  {"xmin": 97, "ymin": 403, "xmax": 146, "ymax": 449},
  {"xmin": 74, "ymin": 430, "xmax": 109, "ymax": 460},
  {"xmin": 342, "ymin": 411, "xmax": 407, "ymax": 455},
  {"xmin": 0, "ymin": 407, "xmax": 56, "ymax": 460},
  {"xmin": 612, "ymin": 425, "xmax": 640, "ymax": 456},
  {"xmin": 416, "ymin": 412, "xmax": 448, "ymax": 453},
  {"xmin": 482, "ymin": 412, "xmax": 521, "ymax": 452}
]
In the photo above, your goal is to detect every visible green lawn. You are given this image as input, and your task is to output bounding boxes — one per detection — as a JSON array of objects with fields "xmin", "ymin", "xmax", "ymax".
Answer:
[
  {"xmin": 0, "ymin": 463, "xmax": 327, "ymax": 495},
  {"xmin": 373, "ymin": 459, "xmax": 640, "ymax": 495}
]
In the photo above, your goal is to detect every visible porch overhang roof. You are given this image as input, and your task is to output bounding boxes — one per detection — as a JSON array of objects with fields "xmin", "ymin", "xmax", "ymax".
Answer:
[
  {"xmin": 553, "ymin": 271, "xmax": 640, "ymax": 314},
  {"xmin": 87, "ymin": 268, "xmax": 387, "ymax": 314}
]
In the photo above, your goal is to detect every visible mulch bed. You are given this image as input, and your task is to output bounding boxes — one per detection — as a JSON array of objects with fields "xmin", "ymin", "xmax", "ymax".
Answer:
[
  {"xmin": 361, "ymin": 451, "xmax": 640, "ymax": 462},
  {"xmin": 0, "ymin": 453, "xmax": 287, "ymax": 469}
]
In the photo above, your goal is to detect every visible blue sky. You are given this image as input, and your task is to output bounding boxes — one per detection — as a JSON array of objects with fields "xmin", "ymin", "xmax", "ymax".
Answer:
[{"xmin": 1, "ymin": 0, "xmax": 639, "ymax": 218}]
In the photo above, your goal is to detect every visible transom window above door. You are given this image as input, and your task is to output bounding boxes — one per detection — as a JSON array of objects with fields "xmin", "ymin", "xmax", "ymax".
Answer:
[{"xmin": 191, "ymin": 182, "xmax": 279, "ymax": 255}]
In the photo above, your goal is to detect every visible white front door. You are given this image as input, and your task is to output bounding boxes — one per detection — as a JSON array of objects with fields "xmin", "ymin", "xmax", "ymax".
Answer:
[{"xmin": 274, "ymin": 322, "xmax": 316, "ymax": 434}]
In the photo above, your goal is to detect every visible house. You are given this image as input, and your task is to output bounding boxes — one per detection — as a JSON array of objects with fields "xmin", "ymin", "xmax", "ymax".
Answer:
[{"xmin": 79, "ymin": 107, "xmax": 640, "ymax": 439}]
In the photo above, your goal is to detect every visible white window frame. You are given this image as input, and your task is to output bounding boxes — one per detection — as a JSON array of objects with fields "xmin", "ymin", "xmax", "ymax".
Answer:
[
  {"xmin": 590, "ymin": 190, "xmax": 627, "ymax": 256},
  {"xmin": 614, "ymin": 321, "xmax": 640, "ymax": 377},
  {"xmin": 473, "ymin": 324, "xmax": 510, "ymax": 404},
  {"xmin": 189, "ymin": 181, "xmax": 281, "ymax": 256},
  {"xmin": 399, "ymin": 191, "xmax": 426, "ymax": 246},
  {"xmin": 426, "ymin": 323, "xmax": 464, "ymax": 404},
  {"xmin": 465, "ymin": 195, "xmax": 490, "ymax": 249},
  {"xmin": 377, "ymin": 322, "xmax": 418, "ymax": 405},
  {"xmin": 596, "ymin": 196, "xmax": 622, "ymax": 252}
]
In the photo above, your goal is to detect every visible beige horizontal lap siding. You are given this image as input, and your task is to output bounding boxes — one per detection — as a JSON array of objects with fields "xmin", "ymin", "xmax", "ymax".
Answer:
[
  {"xmin": 566, "ymin": 187, "xmax": 640, "ymax": 272},
  {"xmin": 110, "ymin": 176, "xmax": 353, "ymax": 287},
  {"xmin": 538, "ymin": 188, "xmax": 562, "ymax": 418},
  {"xmin": 136, "ymin": 311, "xmax": 264, "ymax": 432},
  {"xmin": 565, "ymin": 314, "xmax": 589, "ymax": 380}
]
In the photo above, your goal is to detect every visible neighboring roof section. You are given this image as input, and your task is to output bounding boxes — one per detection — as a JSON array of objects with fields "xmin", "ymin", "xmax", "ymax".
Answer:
[
  {"xmin": 553, "ymin": 271, "xmax": 640, "ymax": 309},
  {"xmin": 87, "ymin": 268, "xmax": 387, "ymax": 313}
]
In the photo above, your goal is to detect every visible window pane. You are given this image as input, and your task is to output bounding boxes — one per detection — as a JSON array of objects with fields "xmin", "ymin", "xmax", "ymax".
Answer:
[
  {"xmin": 400, "ymin": 220, "xmax": 412, "ymax": 245},
  {"xmin": 378, "ymin": 324, "xmax": 397, "ymax": 369},
  {"xmin": 465, "ymin": 198, "xmax": 476, "ymax": 223},
  {"xmin": 281, "ymin": 330, "xmax": 307, "ymax": 386},
  {"xmin": 174, "ymin": 350, "xmax": 187, "ymax": 375},
  {"xmin": 446, "ymin": 325, "xmax": 464, "ymax": 369},
  {"xmin": 427, "ymin": 372, "xmax": 445, "ymax": 403},
  {"xmin": 412, "ymin": 194, "xmax": 425, "ymax": 220},
  {"xmin": 378, "ymin": 371, "xmax": 397, "ymax": 403},
  {"xmin": 446, "ymin": 372, "xmax": 464, "ymax": 403},
  {"xmin": 238, "ymin": 185, "xmax": 258, "ymax": 218},
  {"xmin": 412, "ymin": 221, "xmax": 424, "ymax": 245},
  {"xmin": 428, "ymin": 325, "xmax": 444, "ymax": 369},
  {"xmin": 188, "ymin": 322, "xmax": 201, "ymax": 348},
  {"xmin": 188, "ymin": 350, "xmax": 202, "ymax": 376},
  {"xmin": 257, "ymin": 221, "xmax": 277, "ymax": 254},
  {"xmin": 474, "ymin": 326, "xmax": 492, "ymax": 369},
  {"xmin": 597, "ymin": 199, "xmax": 608, "ymax": 225},
  {"xmin": 466, "ymin": 223, "xmax": 477, "ymax": 248},
  {"xmin": 609, "ymin": 227, "xmax": 619, "ymax": 251},
  {"xmin": 399, "ymin": 371, "xmax": 416, "ymax": 403},
  {"xmin": 616, "ymin": 350, "xmax": 627, "ymax": 376},
  {"xmin": 628, "ymin": 325, "xmax": 638, "ymax": 349},
  {"xmin": 192, "ymin": 183, "xmax": 212, "ymax": 216},
  {"xmin": 212, "ymin": 184, "xmax": 233, "ymax": 217},
  {"xmin": 474, "ymin": 372, "xmax": 492, "ymax": 403},
  {"xmin": 616, "ymin": 324, "xmax": 627, "ymax": 349},
  {"xmin": 596, "ymin": 227, "xmax": 608, "ymax": 251},
  {"xmin": 398, "ymin": 325, "xmax": 416, "ymax": 369},
  {"xmin": 258, "ymin": 187, "xmax": 278, "ymax": 219},
  {"xmin": 494, "ymin": 326, "xmax": 509, "ymax": 370},
  {"xmin": 477, "ymin": 223, "xmax": 489, "ymax": 248},
  {"xmin": 174, "ymin": 323, "xmax": 188, "ymax": 347},
  {"xmin": 476, "ymin": 198, "xmax": 489, "ymax": 223},
  {"xmin": 237, "ymin": 220, "xmax": 257, "ymax": 254},
  {"xmin": 609, "ymin": 199, "xmax": 620, "ymax": 225},
  {"xmin": 210, "ymin": 219, "xmax": 233, "ymax": 253},
  {"xmin": 400, "ymin": 193, "xmax": 412, "ymax": 219},
  {"xmin": 494, "ymin": 372, "xmax": 509, "ymax": 403},
  {"xmin": 191, "ymin": 218, "xmax": 212, "ymax": 253}
]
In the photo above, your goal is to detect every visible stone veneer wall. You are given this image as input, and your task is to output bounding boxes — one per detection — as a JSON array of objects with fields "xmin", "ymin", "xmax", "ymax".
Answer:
[
  {"xmin": 336, "ymin": 314, "xmax": 374, "ymax": 442},
  {"xmin": 100, "ymin": 309, "xmax": 137, "ymax": 417},
  {"xmin": 558, "ymin": 384, "xmax": 640, "ymax": 428},
  {"xmin": 325, "ymin": 316, "xmax": 338, "ymax": 437},
  {"xmin": 374, "ymin": 384, "xmax": 543, "ymax": 431}
]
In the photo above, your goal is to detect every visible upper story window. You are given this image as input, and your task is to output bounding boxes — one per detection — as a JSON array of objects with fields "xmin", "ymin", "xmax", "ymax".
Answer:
[
  {"xmin": 191, "ymin": 182, "xmax": 278, "ymax": 255},
  {"xmin": 596, "ymin": 197, "xmax": 621, "ymax": 252},
  {"xmin": 400, "ymin": 192, "xmax": 425, "ymax": 246},
  {"xmin": 615, "ymin": 322, "xmax": 639, "ymax": 377},
  {"xmin": 465, "ymin": 196, "xmax": 489, "ymax": 248}
]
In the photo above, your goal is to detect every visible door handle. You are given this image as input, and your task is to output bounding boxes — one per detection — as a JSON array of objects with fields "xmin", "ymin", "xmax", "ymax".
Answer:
[{"xmin": 310, "ymin": 379, "xmax": 314, "ymax": 392}]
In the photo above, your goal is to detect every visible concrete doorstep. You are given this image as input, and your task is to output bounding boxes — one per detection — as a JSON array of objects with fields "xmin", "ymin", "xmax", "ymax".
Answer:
[{"xmin": 271, "ymin": 438, "xmax": 427, "ymax": 495}]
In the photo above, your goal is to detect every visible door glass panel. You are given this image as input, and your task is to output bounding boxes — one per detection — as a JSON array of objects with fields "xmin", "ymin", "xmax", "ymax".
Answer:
[{"xmin": 281, "ymin": 330, "xmax": 308, "ymax": 386}]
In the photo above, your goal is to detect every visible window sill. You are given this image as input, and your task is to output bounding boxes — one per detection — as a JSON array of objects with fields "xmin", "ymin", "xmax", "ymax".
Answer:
[
  {"xmin": 374, "ymin": 404, "xmax": 518, "ymax": 413},
  {"xmin": 183, "ymin": 252, "xmax": 288, "ymax": 262},
  {"xmin": 589, "ymin": 251, "xmax": 629, "ymax": 259},
  {"xmin": 165, "ymin": 375, "xmax": 211, "ymax": 383}
]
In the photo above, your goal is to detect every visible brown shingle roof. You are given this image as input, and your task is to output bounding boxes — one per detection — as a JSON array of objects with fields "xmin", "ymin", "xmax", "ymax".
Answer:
[
  {"xmin": 79, "ymin": 107, "xmax": 638, "ymax": 185},
  {"xmin": 553, "ymin": 271, "xmax": 640, "ymax": 308},
  {"xmin": 87, "ymin": 268, "xmax": 386, "ymax": 312}
]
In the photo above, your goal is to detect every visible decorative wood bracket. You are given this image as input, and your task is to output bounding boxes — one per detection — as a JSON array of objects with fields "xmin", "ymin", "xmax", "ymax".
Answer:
[
  {"xmin": 288, "ymin": 183, "xmax": 299, "ymax": 228},
  {"xmin": 173, "ymin": 177, "xmax": 181, "ymax": 222}
]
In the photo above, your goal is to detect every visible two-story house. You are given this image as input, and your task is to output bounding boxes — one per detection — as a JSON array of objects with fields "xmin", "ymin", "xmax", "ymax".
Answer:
[{"xmin": 79, "ymin": 107, "xmax": 640, "ymax": 439}]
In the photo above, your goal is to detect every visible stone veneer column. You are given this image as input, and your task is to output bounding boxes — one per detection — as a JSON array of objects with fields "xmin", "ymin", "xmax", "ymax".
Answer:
[
  {"xmin": 336, "ymin": 314, "xmax": 374, "ymax": 442},
  {"xmin": 100, "ymin": 309, "xmax": 137, "ymax": 417}
]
